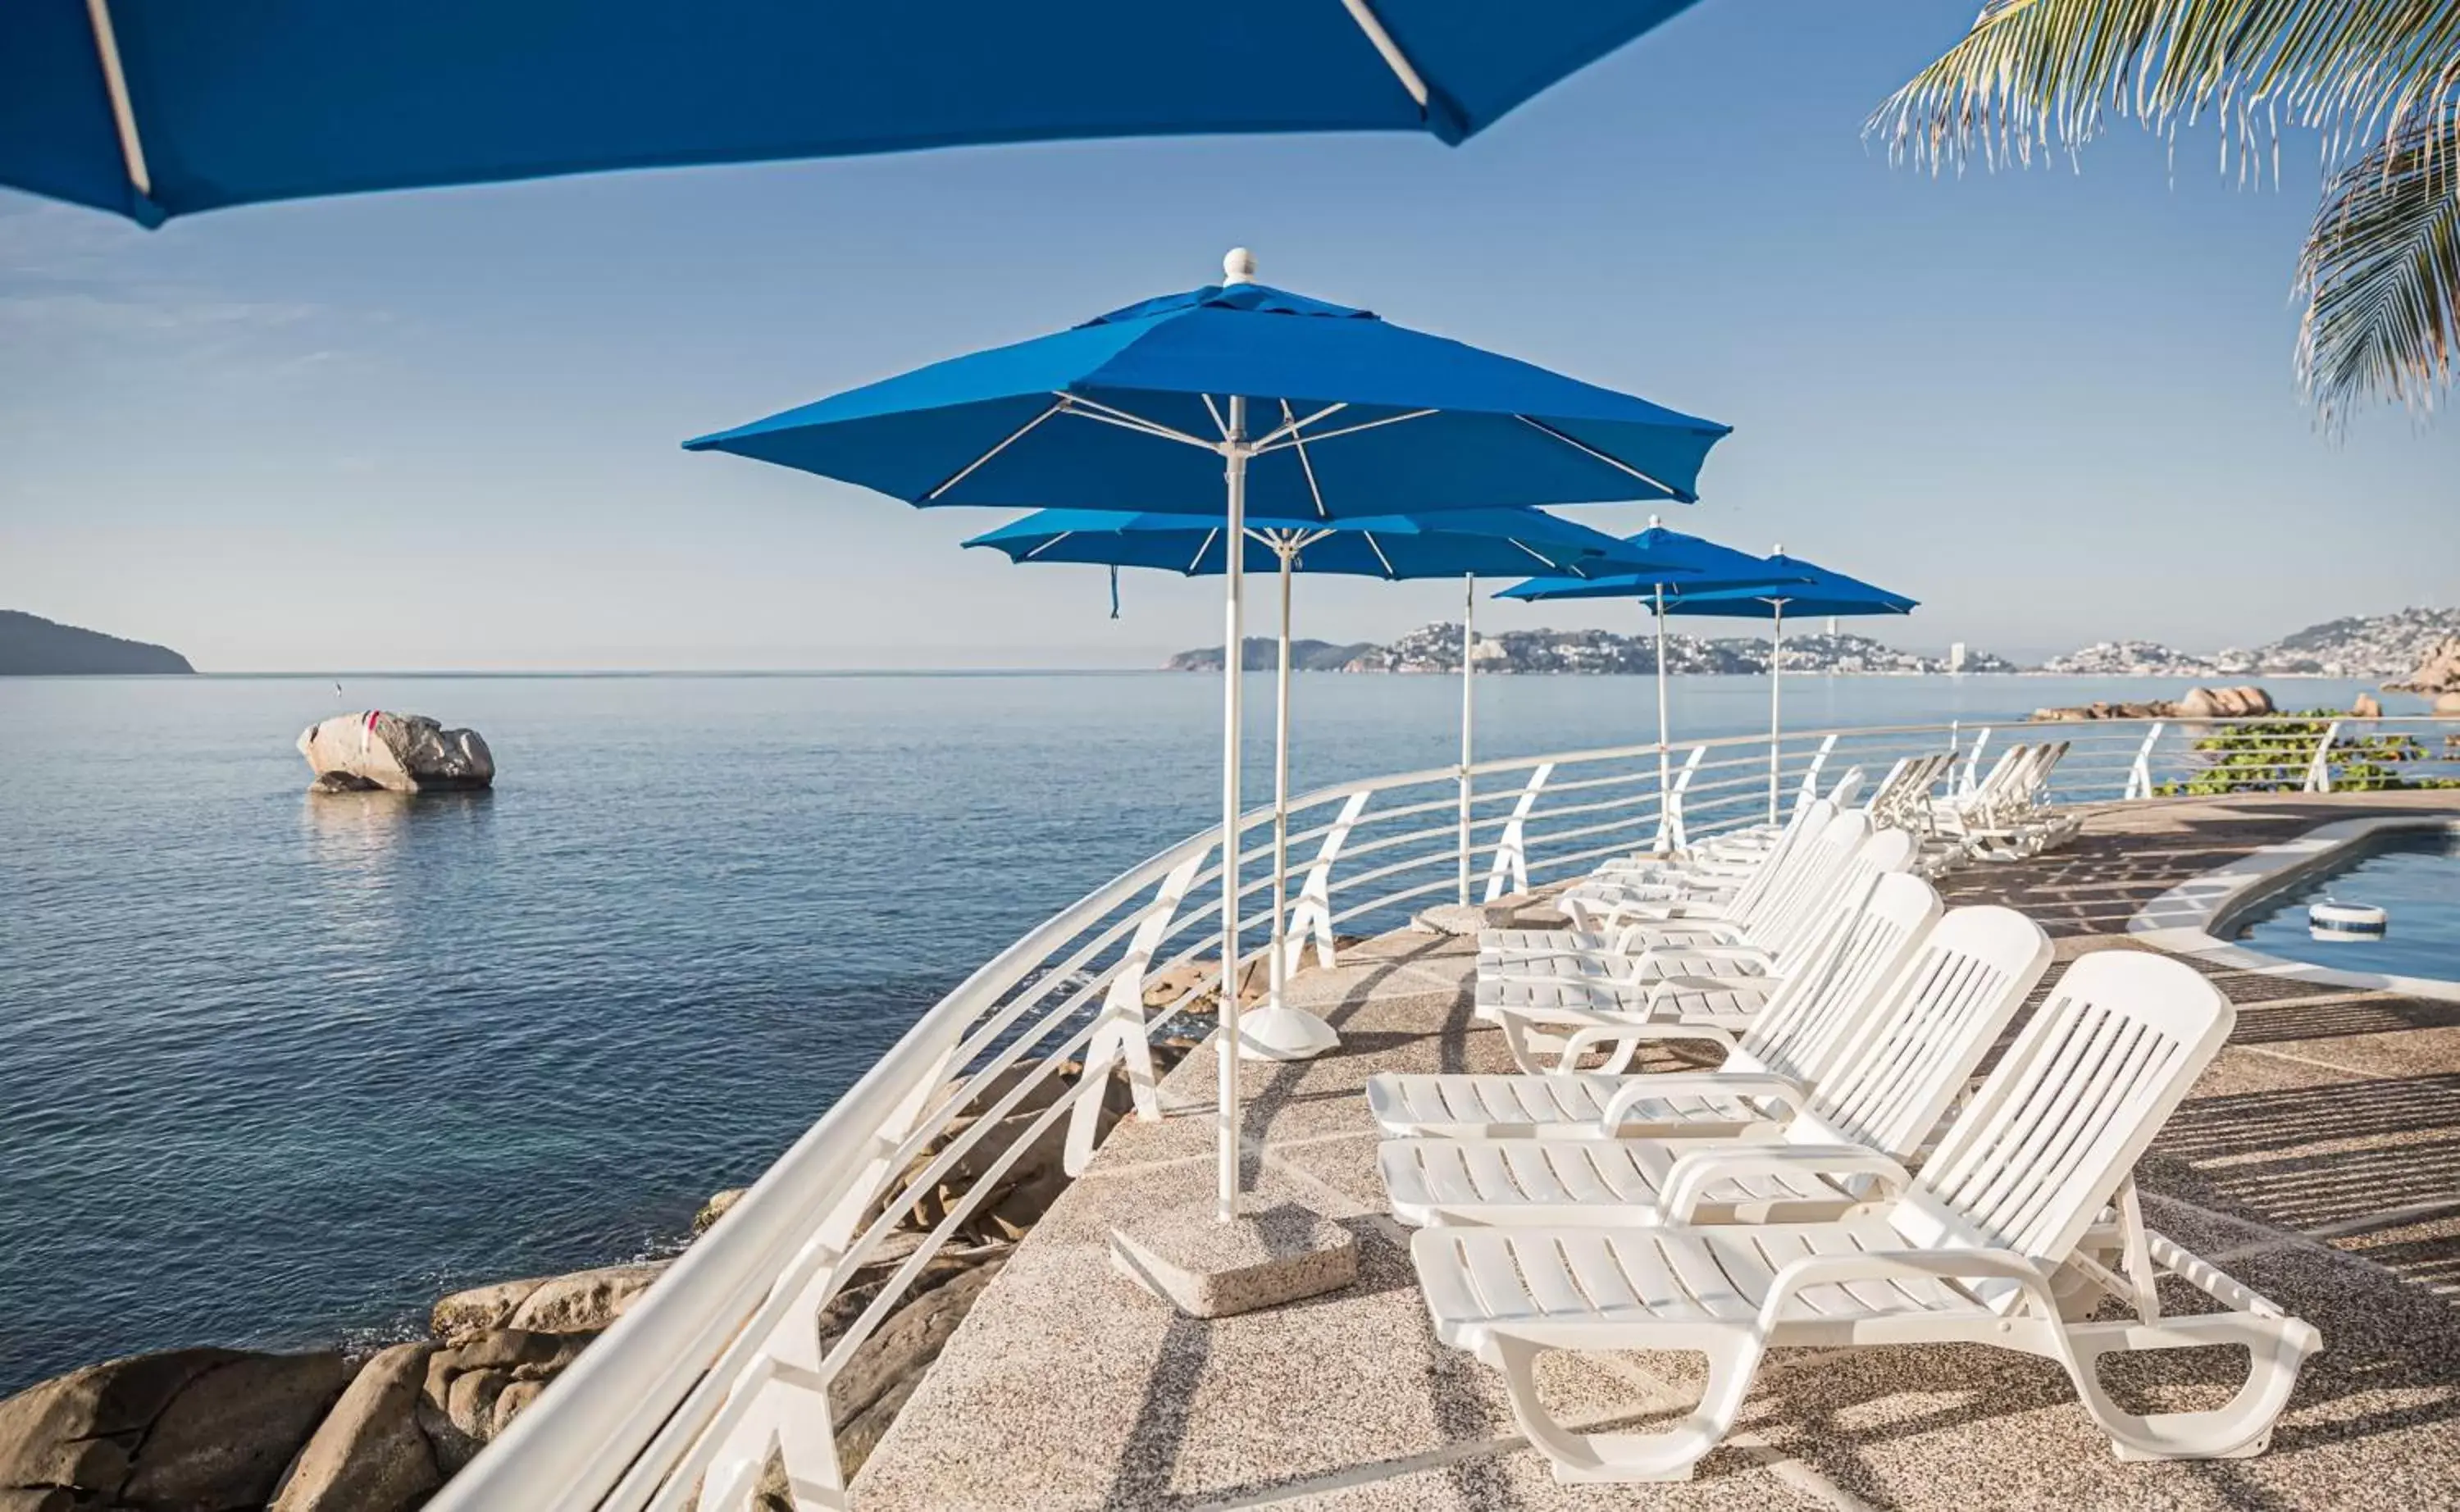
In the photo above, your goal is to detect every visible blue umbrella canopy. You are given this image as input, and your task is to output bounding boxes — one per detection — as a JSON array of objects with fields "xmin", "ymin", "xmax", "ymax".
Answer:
[
  {"xmin": 686, "ymin": 275, "xmax": 1731, "ymax": 516},
  {"xmin": 1494, "ymin": 518, "xmax": 1801, "ymax": 602},
  {"xmin": 963, "ymin": 507, "xmax": 1688, "ymax": 581},
  {"xmin": 8, "ymin": 0, "xmax": 1705, "ymax": 225},
  {"xmin": 1651, "ymin": 551, "xmax": 1916, "ymax": 620}
]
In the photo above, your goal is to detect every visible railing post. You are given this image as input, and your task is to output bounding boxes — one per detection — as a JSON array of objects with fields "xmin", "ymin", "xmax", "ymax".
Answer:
[
  {"xmin": 1482, "ymin": 763, "xmax": 1553, "ymax": 903},
  {"xmin": 2125, "ymin": 721, "xmax": 2165, "ymax": 801},
  {"xmin": 1284, "ymin": 790, "xmax": 1368, "ymax": 975},
  {"xmin": 1648, "ymin": 746, "xmax": 1705, "ymax": 854},
  {"xmin": 1065, "ymin": 855, "xmax": 1202, "ymax": 1176},
  {"xmin": 2304, "ymin": 720, "xmax": 2342, "ymax": 793},
  {"xmin": 1796, "ymin": 733, "xmax": 1836, "ymax": 804}
]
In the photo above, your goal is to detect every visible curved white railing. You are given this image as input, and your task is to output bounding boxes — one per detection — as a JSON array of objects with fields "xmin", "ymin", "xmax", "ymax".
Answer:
[{"xmin": 430, "ymin": 710, "xmax": 2460, "ymax": 1512}]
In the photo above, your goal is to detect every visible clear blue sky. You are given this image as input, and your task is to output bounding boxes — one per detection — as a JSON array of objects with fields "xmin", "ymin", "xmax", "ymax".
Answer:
[{"xmin": 2, "ymin": 0, "xmax": 2452, "ymax": 672}]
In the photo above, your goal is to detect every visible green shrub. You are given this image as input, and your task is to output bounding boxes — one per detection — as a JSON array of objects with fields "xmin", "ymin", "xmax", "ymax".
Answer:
[{"xmin": 2153, "ymin": 711, "xmax": 2460, "ymax": 796}]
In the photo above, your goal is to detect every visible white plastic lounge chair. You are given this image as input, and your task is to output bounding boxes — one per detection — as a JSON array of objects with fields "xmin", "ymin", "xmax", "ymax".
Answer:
[
  {"xmin": 1565, "ymin": 793, "xmax": 1826, "ymax": 910},
  {"xmin": 1470, "ymin": 828, "xmax": 1918, "ymax": 1072},
  {"xmin": 1484, "ymin": 822, "xmax": 1912, "ymax": 991},
  {"xmin": 1367, "ymin": 871, "xmax": 1944, "ymax": 1139},
  {"xmin": 1409, "ymin": 950, "xmax": 2316, "ymax": 1482},
  {"xmin": 1382, "ymin": 904, "xmax": 2052, "ymax": 1226}
]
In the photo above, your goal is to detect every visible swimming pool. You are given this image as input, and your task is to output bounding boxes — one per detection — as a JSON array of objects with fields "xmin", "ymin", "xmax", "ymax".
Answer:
[{"xmin": 2234, "ymin": 826, "xmax": 2460, "ymax": 983}]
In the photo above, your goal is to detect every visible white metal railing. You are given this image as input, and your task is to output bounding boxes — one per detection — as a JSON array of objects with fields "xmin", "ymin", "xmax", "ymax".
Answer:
[{"xmin": 430, "ymin": 710, "xmax": 2460, "ymax": 1512}]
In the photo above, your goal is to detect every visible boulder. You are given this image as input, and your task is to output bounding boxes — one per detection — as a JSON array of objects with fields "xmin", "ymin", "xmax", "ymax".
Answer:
[
  {"xmin": 416, "ymin": 1330, "xmax": 592, "ymax": 1474},
  {"xmin": 2438, "ymin": 691, "xmax": 2460, "ymax": 716},
  {"xmin": 2171, "ymin": 685, "xmax": 2273, "ymax": 719},
  {"xmin": 827, "ymin": 1256, "xmax": 1006, "ymax": 1478},
  {"xmin": 2351, "ymin": 691, "xmax": 2383, "ymax": 718},
  {"xmin": 121, "ymin": 1352, "xmax": 357, "ymax": 1510},
  {"xmin": 691, "ymin": 1188, "xmax": 748, "ymax": 1236},
  {"xmin": 2387, "ymin": 635, "xmax": 2460, "ymax": 695},
  {"xmin": 297, "ymin": 711, "xmax": 493, "ymax": 794},
  {"xmin": 430, "ymin": 1262, "xmax": 666, "ymax": 1344},
  {"xmin": 266, "ymin": 1343, "xmax": 438, "ymax": 1512},
  {"xmin": 0, "ymin": 1348, "xmax": 352, "ymax": 1510}
]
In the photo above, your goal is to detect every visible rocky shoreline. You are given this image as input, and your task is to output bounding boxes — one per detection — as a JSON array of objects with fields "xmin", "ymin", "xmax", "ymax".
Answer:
[{"xmin": 0, "ymin": 1036, "xmax": 1202, "ymax": 1512}]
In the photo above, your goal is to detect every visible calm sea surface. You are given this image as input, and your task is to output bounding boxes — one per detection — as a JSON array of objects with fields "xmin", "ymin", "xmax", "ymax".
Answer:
[{"xmin": 0, "ymin": 668, "xmax": 2407, "ymax": 1391}]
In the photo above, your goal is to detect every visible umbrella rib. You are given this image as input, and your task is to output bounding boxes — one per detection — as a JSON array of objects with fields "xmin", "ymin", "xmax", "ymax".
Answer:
[
  {"xmin": 1282, "ymin": 399, "xmax": 1332, "ymax": 521},
  {"xmin": 83, "ymin": 0, "xmax": 153, "ymax": 198},
  {"xmin": 923, "ymin": 399, "xmax": 1066, "ymax": 501},
  {"xmin": 1513, "ymin": 415, "xmax": 1678, "ymax": 496},
  {"xmin": 1188, "ymin": 528, "xmax": 1220, "ymax": 575},
  {"xmin": 1255, "ymin": 408, "xmax": 1437, "ymax": 454},
  {"xmin": 1362, "ymin": 531, "xmax": 1399, "ymax": 579},
  {"xmin": 1020, "ymin": 531, "xmax": 1074, "ymax": 562},
  {"xmin": 1200, "ymin": 394, "xmax": 1230, "ymax": 440},
  {"xmin": 1337, "ymin": 0, "xmax": 1433, "ymax": 112},
  {"xmin": 1055, "ymin": 393, "xmax": 1215, "ymax": 449},
  {"xmin": 1250, "ymin": 401, "xmax": 1346, "ymax": 450}
]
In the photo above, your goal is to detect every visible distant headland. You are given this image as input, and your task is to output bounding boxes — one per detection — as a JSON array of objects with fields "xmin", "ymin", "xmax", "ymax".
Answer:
[
  {"xmin": 1168, "ymin": 606, "xmax": 2460, "ymax": 679},
  {"xmin": 0, "ymin": 611, "xmax": 194, "ymax": 676}
]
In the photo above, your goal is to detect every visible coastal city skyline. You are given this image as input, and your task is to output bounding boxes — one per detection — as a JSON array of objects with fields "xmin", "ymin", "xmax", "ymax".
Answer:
[{"xmin": 4, "ymin": 0, "xmax": 2454, "ymax": 672}]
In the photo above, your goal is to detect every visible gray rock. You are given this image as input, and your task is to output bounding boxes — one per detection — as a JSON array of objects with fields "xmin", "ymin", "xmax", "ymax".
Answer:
[
  {"xmin": 2386, "ymin": 635, "xmax": 2460, "ymax": 695},
  {"xmin": 298, "ymin": 712, "xmax": 493, "ymax": 794},
  {"xmin": 267, "ymin": 1343, "xmax": 438, "ymax": 1512},
  {"xmin": 827, "ymin": 1258, "xmax": 1005, "ymax": 1479},
  {"xmin": 121, "ymin": 1352, "xmax": 356, "ymax": 1510}
]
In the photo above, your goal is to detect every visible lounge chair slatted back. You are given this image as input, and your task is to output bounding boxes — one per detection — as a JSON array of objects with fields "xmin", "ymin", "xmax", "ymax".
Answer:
[
  {"xmin": 1806, "ymin": 905, "xmax": 2052, "ymax": 1158},
  {"xmin": 1900, "ymin": 952, "xmax": 2234, "ymax": 1282},
  {"xmin": 1737, "ymin": 866, "xmax": 1939, "ymax": 1086}
]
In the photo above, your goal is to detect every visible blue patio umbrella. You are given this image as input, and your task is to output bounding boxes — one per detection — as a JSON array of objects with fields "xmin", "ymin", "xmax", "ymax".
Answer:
[
  {"xmin": 1500, "ymin": 517, "xmax": 1807, "ymax": 822},
  {"xmin": 8, "ymin": 1, "xmax": 1705, "ymax": 225},
  {"xmin": 969, "ymin": 507, "xmax": 1692, "ymax": 1054},
  {"xmin": 695, "ymin": 251, "xmax": 1733, "ymax": 1221},
  {"xmin": 1650, "ymin": 551, "xmax": 1916, "ymax": 822}
]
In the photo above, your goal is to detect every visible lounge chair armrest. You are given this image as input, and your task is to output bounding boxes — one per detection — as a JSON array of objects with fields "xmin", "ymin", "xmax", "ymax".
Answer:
[
  {"xmin": 1755, "ymin": 1247, "xmax": 2060, "ymax": 1332},
  {"xmin": 1620, "ymin": 938, "xmax": 1764, "ymax": 962},
  {"xmin": 1656, "ymin": 1145, "xmax": 1911, "ymax": 1224},
  {"xmin": 1556, "ymin": 1021, "xmax": 1738, "ymax": 1068},
  {"xmin": 1598, "ymin": 1072, "xmax": 1806, "ymax": 1132}
]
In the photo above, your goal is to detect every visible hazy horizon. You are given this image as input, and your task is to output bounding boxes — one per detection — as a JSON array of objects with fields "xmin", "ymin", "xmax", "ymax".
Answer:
[{"xmin": 6, "ymin": 0, "xmax": 2454, "ymax": 672}]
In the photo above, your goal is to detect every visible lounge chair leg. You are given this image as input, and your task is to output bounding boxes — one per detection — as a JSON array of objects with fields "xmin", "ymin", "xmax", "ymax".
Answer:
[
  {"xmin": 1489, "ymin": 1332, "xmax": 1761, "ymax": 1483},
  {"xmin": 2056, "ymin": 1314, "xmax": 2320, "ymax": 1461}
]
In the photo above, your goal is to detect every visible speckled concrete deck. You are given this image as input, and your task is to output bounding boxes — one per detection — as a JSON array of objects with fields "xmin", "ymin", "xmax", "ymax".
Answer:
[{"xmin": 853, "ymin": 793, "xmax": 2460, "ymax": 1510}]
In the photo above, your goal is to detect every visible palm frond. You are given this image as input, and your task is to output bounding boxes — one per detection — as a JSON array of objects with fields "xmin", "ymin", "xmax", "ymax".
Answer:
[
  {"xmin": 2298, "ymin": 107, "xmax": 2460, "ymax": 423},
  {"xmin": 1873, "ymin": 1, "xmax": 2460, "ymax": 173}
]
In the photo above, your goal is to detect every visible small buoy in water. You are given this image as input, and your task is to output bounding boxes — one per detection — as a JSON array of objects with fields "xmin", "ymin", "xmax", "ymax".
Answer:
[{"xmin": 2308, "ymin": 898, "xmax": 2387, "ymax": 938}]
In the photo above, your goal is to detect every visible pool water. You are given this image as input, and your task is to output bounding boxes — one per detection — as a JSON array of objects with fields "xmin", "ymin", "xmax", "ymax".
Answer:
[{"xmin": 2237, "ymin": 829, "xmax": 2460, "ymax": 982}]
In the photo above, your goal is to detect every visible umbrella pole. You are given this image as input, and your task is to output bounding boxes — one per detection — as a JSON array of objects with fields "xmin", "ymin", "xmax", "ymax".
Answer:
[
  {"xmin": 1458, "ymin": 574, "xmax": 1474, "ymax": 907},
  {"xmin": 1654, "ymin": 585, "xmax": 1671, "ymax": 851},
  {"xmin": 1270, "ymin": 544, "xmax": 1294, "ymax": 1014},
  {"xmin": 1216, "ymin": 398, "xmax": 1247, "ymax": 1224},
  {"xmin": 1769, "ymin": 602, "xmax": 1784, "ymax": 824}
]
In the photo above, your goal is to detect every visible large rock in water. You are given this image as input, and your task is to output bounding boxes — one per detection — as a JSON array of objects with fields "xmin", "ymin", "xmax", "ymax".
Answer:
[
  {"xmin": 0, "ymin": 1348, "xmax": 353, "ymax": 1510},
  {"xmin": 298, "ymin": 712, "xmax": 494, "ymax": 794}
]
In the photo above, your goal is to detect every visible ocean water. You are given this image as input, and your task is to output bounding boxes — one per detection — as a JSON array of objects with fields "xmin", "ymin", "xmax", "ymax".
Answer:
[
  {"xmin": 2235, "ymin": 828, "xmax": 2460, "ymax": 982},
  {"xmin": 0, "ymin": 668, "xmax": 2411, "ymax": 1392}
]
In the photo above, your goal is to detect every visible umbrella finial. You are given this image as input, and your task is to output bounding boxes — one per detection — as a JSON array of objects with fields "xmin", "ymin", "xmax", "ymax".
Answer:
[{"xmin": 1223, "ymin": 247, "xmax": 1257, "ymax": 285}]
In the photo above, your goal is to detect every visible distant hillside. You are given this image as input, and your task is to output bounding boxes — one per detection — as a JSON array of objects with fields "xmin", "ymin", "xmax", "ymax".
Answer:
[
  {"xmin": 1167, "ymin": 637, "xmax": 1375, "ymax": 672},
  {"xmin": 0, "ymin": 611, "xmax": 194, "ymax": 675},
  {"xmin": 1168, "ymin": 625, "xmax": 2015, "ymax": 676},
  {"xmin": 2042, "ymin": 606, "xmax": 2459, "ymax": 678}
]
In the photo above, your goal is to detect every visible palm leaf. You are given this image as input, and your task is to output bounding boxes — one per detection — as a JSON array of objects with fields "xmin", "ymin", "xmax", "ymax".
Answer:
[
  {"xmin": 1873, "ymin": 1, "xmax": 2460, "ymax": 172},
  {"xmin": 2298, "ymin": 107, "xmax": 2460, "ymax": 422}
]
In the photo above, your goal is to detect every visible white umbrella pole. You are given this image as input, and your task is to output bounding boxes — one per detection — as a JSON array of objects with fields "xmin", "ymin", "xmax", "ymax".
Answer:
[
  {"xmin": 1768, "ymin": 602, "xmax": 1784, "ymax": 823},
  {"xmin": 1654, "ymin": 585, "xmax": 1670, "ymax": 849},
  {"xmin": 1458, "ymin": 573, "xmax": 1474, "ymax": 907},
  {"xmin": 1270, "ymin": 544, "xmax": 1294, "ymax": 1013},
  {"xmin": 1216, "ymin": 395, "xmax": 1247, "ymax": 1224}
]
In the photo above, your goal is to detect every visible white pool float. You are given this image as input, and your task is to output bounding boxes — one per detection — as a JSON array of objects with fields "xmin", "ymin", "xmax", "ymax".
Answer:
[{"xmin": 2308, "ymin": 898, "xmax": 2387, "ymax": 936}]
